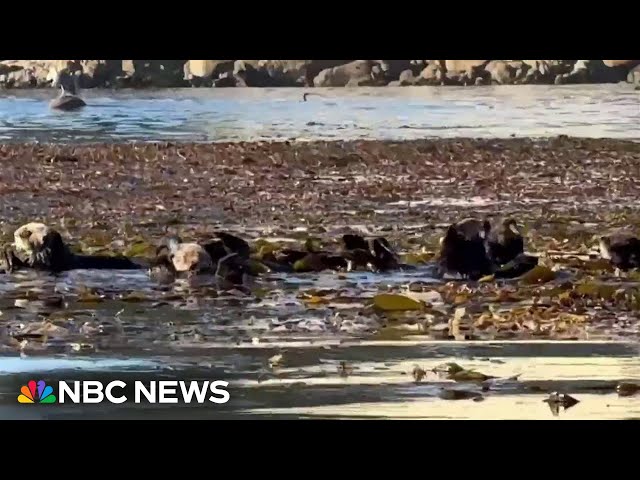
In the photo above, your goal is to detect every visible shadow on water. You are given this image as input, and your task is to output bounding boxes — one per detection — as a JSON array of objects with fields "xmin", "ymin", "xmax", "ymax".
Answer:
[{"xmin": 0, "ymin": 85, "xmax": 638, "ymax": 143}]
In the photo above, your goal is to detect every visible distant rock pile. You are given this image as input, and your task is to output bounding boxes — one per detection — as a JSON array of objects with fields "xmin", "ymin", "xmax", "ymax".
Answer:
[{"xmin": 1, "ymin": 59, "xmax": 638, "ymax": 89}]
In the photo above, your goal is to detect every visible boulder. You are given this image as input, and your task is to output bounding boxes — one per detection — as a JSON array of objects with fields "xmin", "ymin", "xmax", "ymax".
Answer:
[
  {"xmin": 118, "ymin": 60, "xmax": 188, "ymax": 88},
  {"xmin": 398, "ymin": 69, "xmax": 417, "ymax": 86},
  {"xmin": 375, "ymin": 60, "xmax": 412, "ymax": 81},
  {"xmin": 443, "ymin": 60, "xmax": 488, "ymax": 73},
  {"xmin": 603, "ymin": 60, "xmax": 640, "ymax": 68},
  {"xmin": 0, "ymin": 60, "xmax": 63, "ymax": 88},
  {"xmin": 419, "ymin": 62, "xmax": 444, "ymax": 85},
  {"xmin": 628, "ymin": 64, "xmax": 640, "ymax": 86},
  {"xmin": 187, "ymin": 60, "xmax": 234, "ymax": 81},
  {"xmin": 313, "ymin": 60, "xmax": 376, "ymax": 87},
  {"xmin": 485, "ymin": 60, "xmax": 515, "ymax": 84}
]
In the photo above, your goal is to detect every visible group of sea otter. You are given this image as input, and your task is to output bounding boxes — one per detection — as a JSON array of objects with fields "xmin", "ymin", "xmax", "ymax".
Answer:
[{"xmin": 1, "ymin": 219, "xmax": 639, "ymax": 286}]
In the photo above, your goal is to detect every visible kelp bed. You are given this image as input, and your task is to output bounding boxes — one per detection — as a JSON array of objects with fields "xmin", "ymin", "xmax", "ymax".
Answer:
[{"xmin": 1, "ymin": 136, "xmax": 640, "ymax": 358}]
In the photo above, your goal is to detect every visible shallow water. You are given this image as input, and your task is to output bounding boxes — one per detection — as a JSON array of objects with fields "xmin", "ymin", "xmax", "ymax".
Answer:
[
  {"xmin": 0, "ymin": 85, "xmax": 638, "ymax": 143},
  {"xmin": 0, "ymin": 264, "xmax": 639, "ymax": 419},
  {"xmin": 1, "ymin": 340, "xmax": 638, "ymax": 419}
]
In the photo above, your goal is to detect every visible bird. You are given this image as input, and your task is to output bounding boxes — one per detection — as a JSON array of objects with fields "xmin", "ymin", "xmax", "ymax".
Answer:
[{"xmin": 50, "ymin": 72, "xmax": 86, "ymax": 111}]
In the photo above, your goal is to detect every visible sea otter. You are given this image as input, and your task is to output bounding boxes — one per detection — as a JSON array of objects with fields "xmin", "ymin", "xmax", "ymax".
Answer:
[{"xmin": 3, "ymin": 223, "xmax": 140, "ymax": 273}]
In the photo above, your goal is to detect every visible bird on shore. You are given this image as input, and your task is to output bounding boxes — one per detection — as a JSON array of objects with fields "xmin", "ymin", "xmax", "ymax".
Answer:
[{"xmin": 50, "ymin": 72, "xmax": 86, "ymax": 111}]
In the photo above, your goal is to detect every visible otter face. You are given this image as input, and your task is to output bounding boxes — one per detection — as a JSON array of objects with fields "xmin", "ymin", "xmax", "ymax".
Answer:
[
  {"xmin": 171, "ymin": 243, "xmax": 213, "ymax": 273},
  {"xmin": 13, "ymin": 223, "xmax": 51, "ymax": 254},
  {"xmin": 598, "ymin": 236, "xmax": 612, "ymax": 260}
]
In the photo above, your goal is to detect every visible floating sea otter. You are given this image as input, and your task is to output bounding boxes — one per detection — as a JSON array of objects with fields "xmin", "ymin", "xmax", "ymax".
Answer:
[
  {"xmin": 437, "ymin": 217, "xmax": 537, "ymax": 280},
  {"xmin": 149, "ymin": 232, "xmax": 254, "ymax": 286},
  {"xmin": 2, "ymin": 223, "xmax": 140, "ymax": 273}
]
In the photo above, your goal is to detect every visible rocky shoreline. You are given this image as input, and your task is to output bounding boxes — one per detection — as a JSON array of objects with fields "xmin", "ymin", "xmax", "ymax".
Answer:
[{"xmin": 1, "ymin": 60, "xmax": 639, "ymax": 90}]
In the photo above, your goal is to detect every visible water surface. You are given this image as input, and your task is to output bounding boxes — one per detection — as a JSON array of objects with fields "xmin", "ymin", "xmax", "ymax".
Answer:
[{"xmin": 0, "ymin": 85, "xmax": 637, "ymax": 143}]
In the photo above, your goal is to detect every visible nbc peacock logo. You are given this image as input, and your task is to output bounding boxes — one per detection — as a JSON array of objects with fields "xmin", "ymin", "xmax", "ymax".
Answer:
[{"xmin": 18, "ymin": 380, "xmax": 57, "ymax": 404}]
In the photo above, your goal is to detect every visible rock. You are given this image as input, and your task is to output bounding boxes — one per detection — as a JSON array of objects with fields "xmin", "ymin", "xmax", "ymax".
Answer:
[
  {"xmin": 313, "ymin": 60, "xmax": 376, "ymax": 87},
  {"xmin": 0, "ymin": 60, "xmax": 58, "ymax": 88},
  {"xmin": 590, "ymin": 60, "xmax": 639, "ymax": 83},
  {"xmin": 213, "ymin": 71, "xmax": 242, "ymax": 88},
  {"xmin": 485, "ymin": 60, "xmax": 515, "ymax": 84},
  {"xmin": 187, "ymin": 60, "xmax": 234, "ymax": 82},
  {"xmin": 419, "ymin": 62, "xmax": 444, "ymax": 85},
  {"xmin": 443, "ymin": 60, "xmax": 488, "ymax": 73},
  {"xmin": 398, "ymin": 69, "xmax": 417, "ymax": 86},
  {"xmin": 603, "ymin": 60, "xmax": 640, "ymax": 68},
  {"xmin": 118, "ymin": 60, "xmax": 188, "ymax": 88},
  {"xmin": 375, "ymin": 60, "xmax": 412, "ymax": 81},
  {"xmin": 629, "ymin": 65, "xmax": 640, "ymax": 86}
]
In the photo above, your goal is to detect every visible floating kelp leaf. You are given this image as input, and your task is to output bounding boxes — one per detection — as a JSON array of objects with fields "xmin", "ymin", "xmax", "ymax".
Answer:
[
  {"xmin": 77, "ymin": 290, "xmax": 104, "ymax": 303},
  {"xmin": 120, "ymin": 292, "xmax": 149, "ymax": 302},
  {"xmin": 575, "ymin": 282, "xmax": 616, "ymax": 300},
  {"xmin": 247, "ymin": 259, "xmax": 269, "ymax": 275},
  {"xmin": 433, "ymin": 362, "xmax": 464, "ymax": 375},
  {"xmin": 438, "ymin": 389, "xmax": 483, "ymax": 400},
  {"xmin": 402, "ymin": 252, "xmax": 434, "ymax": 265},
  {"xmin": 520, "ymin": 266, "xmax": 556, "ymax": 285},
  {"xmin": 302, "ymin": 295, "xmax": 328, "ymax": 305},
  {"xmin": 372, "ymin": 293, "xmax": 423, "ymax": 312},
  {"xmin": 254, "ymin": 242, "xmax": 279, "ymax": 260},
  {"xmin": 268, "ymin": 353, "xmax": 284, "ymax": 368},
  {"xmin": 403, "ymin": 290, "xmax": 443, "ymax": 305},
  {"xmin": 616, "ymin": 383, "xmax": 640, "ymax": 397},
  {"xmin": 449, "ymin": 369, "xmax": 495, "ymax": 382},
  {"xmin": 124, "ymin": 241, "xmax": 155, "ymax": 258},
  {"xmin": 453, "ymin": 294, "xmax": 471, "ymax": 305}
]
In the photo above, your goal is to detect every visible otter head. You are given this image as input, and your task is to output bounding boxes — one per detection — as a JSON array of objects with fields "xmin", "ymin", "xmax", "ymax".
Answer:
[
  {"xmin": 171, "ymin": 243, "xmax": 213, "ymax": 273},
  {"xmin": 598, "ymin": 235, "xmax": 612, "ymax": 260},
  {"xmin": 13, "ymin": 223, "xmax": 51, "ymax": 254},
  {"xmin": 157, "ymin": 235, "xmax": 183, "ymax": 256}
]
